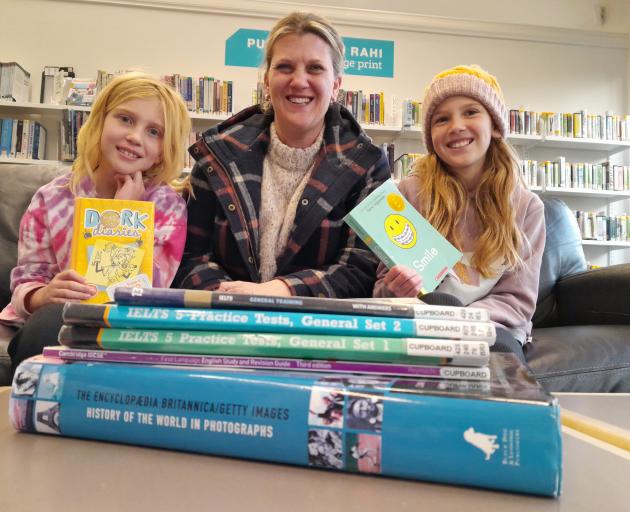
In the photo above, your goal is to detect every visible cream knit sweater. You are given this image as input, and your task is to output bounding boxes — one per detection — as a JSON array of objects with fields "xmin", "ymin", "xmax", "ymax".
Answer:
[{"xmin": 258, "ymin": 124, "xmax": 324, "ymax": 282}]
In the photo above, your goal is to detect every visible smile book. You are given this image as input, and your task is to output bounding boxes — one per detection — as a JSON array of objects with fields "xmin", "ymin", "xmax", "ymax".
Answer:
[
  {"xmin": 70, "ymin": 197, "xmax": 154, "ymax": 304},
  {"xmin": 344, "ymin": 179, "xmax": 462, "ymax": 294}
]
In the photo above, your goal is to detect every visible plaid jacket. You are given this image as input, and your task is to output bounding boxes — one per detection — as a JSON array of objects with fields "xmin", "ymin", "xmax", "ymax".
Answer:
[{"xmin": 173, "ymin": 103, "xmax": 391, "ymax": 297}]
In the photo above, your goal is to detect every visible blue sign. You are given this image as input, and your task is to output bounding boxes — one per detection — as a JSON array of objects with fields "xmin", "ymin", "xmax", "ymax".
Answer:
[
  {"xmin": 225, "ymin": 28, "xmax": 268, "ymax": 68},
  {"xmin": 342, "ymin": 37, "xmax": 394, "ymax": 78},
  {"xmin": 225, "ymin": 29, "xmax": 394, "ymax": 78}
]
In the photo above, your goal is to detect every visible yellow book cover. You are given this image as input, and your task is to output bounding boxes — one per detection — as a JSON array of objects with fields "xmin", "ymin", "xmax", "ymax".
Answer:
[
  {"xmin": 70, "ymin": 197, "xmax": 154, "ymax": 303},
  {"xmin": 379, "ymin": 92, "xmax": 384, "ymax": 124}
]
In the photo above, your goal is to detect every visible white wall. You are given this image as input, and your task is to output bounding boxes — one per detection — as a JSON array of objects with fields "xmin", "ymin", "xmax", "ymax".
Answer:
[
  {"xmin": 283, "ymin": 0, "xmax": 614, "ymax": 31},
  {"xmin": 2, "ymin": 0, "xmax": 627, "ymax": 114}
]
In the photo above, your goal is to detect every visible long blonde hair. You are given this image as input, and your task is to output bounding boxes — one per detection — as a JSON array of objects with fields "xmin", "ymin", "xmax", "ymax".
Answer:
[
  {"xmin": 411, "ymin": 138, "xmax": 523, "ymax": 277},
  {"xmin": 70, "ymin": 72, "xmax": 191, "ymax": 193}
]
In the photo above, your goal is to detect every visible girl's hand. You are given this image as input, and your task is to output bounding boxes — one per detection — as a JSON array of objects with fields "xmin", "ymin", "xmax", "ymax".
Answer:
[
  {"xmin": 383, "ymin": 265, "xmax": 423, "ymax": 298},
  {"xmin": 217, "ymin": 279, "xmax": 292, "ymax": 297},
  {"xmin": 26, "ymin": 270, "xmax": 98, "ymax": 313},
  {"xmin": 114, "ymin": 171, "xmax": 146, "ymax": 201}
]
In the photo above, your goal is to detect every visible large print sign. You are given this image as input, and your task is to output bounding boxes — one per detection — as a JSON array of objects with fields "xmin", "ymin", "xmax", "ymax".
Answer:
[{"xmin": 225, "ymin": 29, "xmax": 394, "ymax": 78}]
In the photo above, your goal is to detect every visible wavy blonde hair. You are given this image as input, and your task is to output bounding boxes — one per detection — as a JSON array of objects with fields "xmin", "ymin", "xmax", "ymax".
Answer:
[
  {"xmin": 410, "ymin": 138, "xmax": 524, "ymax": 277},
  {"xmin": 70, "ymin": 72, "xmax": 191, "ymax": 193}
]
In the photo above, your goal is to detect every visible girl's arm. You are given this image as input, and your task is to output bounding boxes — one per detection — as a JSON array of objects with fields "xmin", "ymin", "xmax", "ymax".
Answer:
[
  {"xmin": 468, "ymin": 195, "xmax": 546, "ymax": 334},
  {"xmin": 149, "ymin": 186, "xmax": 188, "ymax": 288},
  {"xmin": 9, "ymin": 188, "xmax": 94, "ymax": 317}
]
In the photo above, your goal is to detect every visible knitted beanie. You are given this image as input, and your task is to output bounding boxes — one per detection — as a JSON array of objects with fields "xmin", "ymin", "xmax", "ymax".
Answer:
[{"xmin": 422, "ymin": 65, "xmax": 508, "ymax": 154}]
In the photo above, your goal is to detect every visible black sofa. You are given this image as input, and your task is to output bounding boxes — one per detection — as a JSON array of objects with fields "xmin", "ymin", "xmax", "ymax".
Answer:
[
  {"xmin": 526, "ymin": 197, "xmax": 630, "ymax": 391},
  {"xmin": 1, "ymin": 164, "xmax": 629, "ymax": 390}
]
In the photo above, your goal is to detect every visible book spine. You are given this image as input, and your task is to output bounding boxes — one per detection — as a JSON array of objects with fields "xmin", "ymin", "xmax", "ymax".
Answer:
[
  {"xmin": 10, "ymin": 356, "xmax": 561, "ymax": 496},
  {"xmin": 20, "ymin": 120, "xmax": 30, "ymax": 158},
  {"xmin": 62, "ymin": 304, "xmax": 496, "ymax": 341},
  {"xmin": 15, "ymin": 120, "xmax": 23, "ymax": 158},
  {"xmin": 10, "ymin": 119, "xmax": 18, "ymax": 157},
  {"xmin": 113, "ymin": 287, "xmax": 490, "ymax": 322},
  {"xmin": 344, "ymin": 215, "xmax": 398, "ymax": 269},
  {"xmin": 0, "ymin": 119, "xmax": 11, "ymax": 157},
  {"xmin": 32, "ymin": 123, "xmax": 40, "ymax": 160},
  {"xmin": 57, "ymin": 326, "xmax": 491, "ymax": 366},
  {"xmin": 43, "ymin": 347, "xmax": 491, "ymax": 379}
]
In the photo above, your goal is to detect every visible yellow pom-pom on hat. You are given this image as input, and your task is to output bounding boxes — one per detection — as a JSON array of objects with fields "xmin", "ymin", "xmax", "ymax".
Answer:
[{"xmin": 421, "ymin": 64, "xmax": 508, "ymax": 154}]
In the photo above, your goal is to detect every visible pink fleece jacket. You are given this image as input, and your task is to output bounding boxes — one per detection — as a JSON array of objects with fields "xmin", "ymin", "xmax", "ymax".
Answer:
[{"xmin": 0, "ymin": 172, "xmax": 187, "ymax": 327}]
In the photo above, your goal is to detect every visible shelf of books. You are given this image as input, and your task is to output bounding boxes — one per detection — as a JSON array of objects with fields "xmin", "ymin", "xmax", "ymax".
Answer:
[
  {"xmin": 509, "ymin": 133, "xmax": 630, "ymax": 154},
  {"xmin": 581, "ymin": 240, "xmax": 630, "ymax": 248},
  {"xmin": 512, "ymin": 106, "xmax": 630, "ymax": 265},
  {"xmin": 542, "ymin": 187, "xmax": 630, "ymax": 199},
  {"xmin": 0, "ymin": 101, "xmax": 90, "ymax": 115},
  {"xmin": 0, "ymin": 157, "xmax": 62, "ymax": 166},
  {"xmin": 538, "ymin": 136, "xmax": 630, "ymax": 153}
]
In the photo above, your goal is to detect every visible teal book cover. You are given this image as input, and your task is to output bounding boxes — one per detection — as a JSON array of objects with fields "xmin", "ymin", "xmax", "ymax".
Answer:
[
  {"xmin": 9, "ymin": 353, "xmax": 562, "ymax": 496},
  {"xmin": 344, "ymin": 179, "xmax": 462, "ymax": 294}
]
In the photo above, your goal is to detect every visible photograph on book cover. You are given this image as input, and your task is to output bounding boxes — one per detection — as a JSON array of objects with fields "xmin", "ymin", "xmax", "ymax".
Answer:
[
  {"xmin": 306, "ymin": 377, "xmax": 387, "ymax": 474},
  {"xmin": 346, "ymin": 432, "xmax": 382, "ymax": 474}
]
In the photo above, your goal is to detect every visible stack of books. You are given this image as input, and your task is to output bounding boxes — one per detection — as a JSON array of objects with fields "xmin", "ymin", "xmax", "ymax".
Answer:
[
  {"xmin": 48, "ymin": 287, "xmax": 495, "ymax": 380},
  {"xmin": 0, "ymin": 62, "xmax": 31, "ymax": 103},
  {"xmin": 9, "ymin": 288, "xmax": 563, "ymax": 497}
]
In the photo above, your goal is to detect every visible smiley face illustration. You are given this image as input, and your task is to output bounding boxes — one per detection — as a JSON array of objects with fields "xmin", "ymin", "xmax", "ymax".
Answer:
[
  {"xmin": 385, "ymin": 214, "xmax": 417, "ymax": 249},
  {"xmin": 386, "ymin": 193, "xmax": 405, "ymax": 212}
]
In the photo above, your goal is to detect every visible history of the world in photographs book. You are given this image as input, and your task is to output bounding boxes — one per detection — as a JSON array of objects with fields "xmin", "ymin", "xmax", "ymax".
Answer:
[
  {"xmin": 70, "ymin": 197, "xmax": 154, "ymax": 303},
  {"xmin": 10, "ymin": 353, "xmax": 561, "ymax": 497},
  {"xmin": 344, "ymin": 179, "xmax": 462, "ymax": 294}
]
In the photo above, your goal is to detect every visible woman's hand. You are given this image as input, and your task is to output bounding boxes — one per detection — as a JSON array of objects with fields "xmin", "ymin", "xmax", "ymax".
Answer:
[
  {"xmin": 114, "ymin": 171, "xmax": 146, "ymax": 201},
  {"xmin": 26, "ymin": 270, "xmax": 98, "ymax": 313},
  {"xmin": 383, "ymin": 265, "xmax": 423, "ymax": 298},
  {"xmin": 218, "ymin": 279, "xmax": 292, "ymax": 297}
]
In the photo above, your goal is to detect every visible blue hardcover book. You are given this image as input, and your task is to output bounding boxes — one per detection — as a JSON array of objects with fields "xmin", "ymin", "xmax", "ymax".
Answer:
[
  {"xmin": 0, "ymin": 118, "xmax": 13, "ymax": 157},
  {"xmin": 344, "ymin": 178, "xmax": 462, "ymax": 294},
  {"xmin": 10, "ymin": 353, "xmax": 561, "ymax": 497},
  {"xmin": 62, "ymin": 303, "xmax": 496, "ymax": 342}
]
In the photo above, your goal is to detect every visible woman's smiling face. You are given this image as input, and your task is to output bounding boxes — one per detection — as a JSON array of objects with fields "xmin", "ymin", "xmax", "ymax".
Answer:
[{"xmin": 265, "ymin": 32, "xmax": 341, "ymax": 148}]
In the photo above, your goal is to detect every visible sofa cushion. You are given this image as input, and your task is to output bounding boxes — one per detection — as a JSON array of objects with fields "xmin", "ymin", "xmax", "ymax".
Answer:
[
  {"xmin": 527, "ymin": 325, "xmax": 630, "ymax": 391},
  {"xmin": 532, "ymin": 197, "xmax": 587, "ymax": 328},
  {"xmin": 0, "ymin": 163, "xmax": 68, "ymax": 309}
]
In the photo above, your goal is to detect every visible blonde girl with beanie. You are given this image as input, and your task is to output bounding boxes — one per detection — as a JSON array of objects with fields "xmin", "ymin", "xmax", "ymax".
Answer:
[{"xmin": 373, "ymin": 65, "xmax": 546, "ymax": 363}]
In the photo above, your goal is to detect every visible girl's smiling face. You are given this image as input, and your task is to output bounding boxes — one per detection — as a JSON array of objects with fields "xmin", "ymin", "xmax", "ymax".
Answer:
[
  {"xmin": 265, "ymin": 32, "xmax": 341, "ymax": 148},
  {"xmin": 98, "ymin": 97, "xmax": 164, "ymax": 180},
  {"xmin": 430, "ymin": 95, "xmax": 501, "ymax": 188}
]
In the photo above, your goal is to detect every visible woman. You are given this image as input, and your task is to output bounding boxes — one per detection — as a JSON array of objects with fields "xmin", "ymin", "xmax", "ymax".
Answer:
[{"xmin": 174, "ymin": 12, "xmax": 391, "ymax": 297}]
